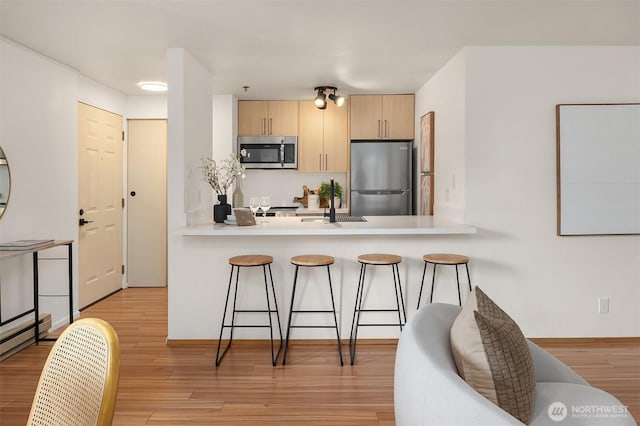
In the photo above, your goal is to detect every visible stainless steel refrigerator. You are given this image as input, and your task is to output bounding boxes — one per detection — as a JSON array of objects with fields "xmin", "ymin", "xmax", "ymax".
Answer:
[{"xmin": 350, "ymin": 141, "xmax": 412, "ymax": 216}]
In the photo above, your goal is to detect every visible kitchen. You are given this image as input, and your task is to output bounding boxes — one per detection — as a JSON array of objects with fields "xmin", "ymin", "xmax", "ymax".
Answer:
[{"xmin": 225, "ymin": 94, "xmax": 421, "ymax": 218}]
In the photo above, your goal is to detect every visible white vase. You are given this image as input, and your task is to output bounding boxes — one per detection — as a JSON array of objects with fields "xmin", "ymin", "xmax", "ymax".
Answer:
[
  {"xmin": 334, "ymin": 196, "xmax": 341, "ymax": 208},
  {"xmin": 307, "ymin": 194, "xmax": 319, "ymax": 209}
]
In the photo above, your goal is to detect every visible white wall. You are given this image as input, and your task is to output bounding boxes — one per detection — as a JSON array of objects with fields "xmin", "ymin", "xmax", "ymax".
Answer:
[
  {"xmin": 167, "ymin": 48, "xmax": 213, "ymax": 227},
  {"xmin": 212, "ymin": 94, "xmax": 236, "ymax": 162},
  {"xmin": 0, "ymin": 38, "xmax": 80, "ymax": 332},
  {"xmin": 241, "ymin": 170, "xmax": 347, "ymax": 207},
  {"xmin": 415, "ymin": 52, "xmax": 466, "ymax": 222},
  {"xmin": 416, "ymin": 46, "xmax": 640, "ymax": 337},
  {"xmin": 126, "ymin": 95, "xmax": 167, "ymax": 119},
  {"xmin": 166, "ymin": 48, "xmax": 215, "ymax": 338}
]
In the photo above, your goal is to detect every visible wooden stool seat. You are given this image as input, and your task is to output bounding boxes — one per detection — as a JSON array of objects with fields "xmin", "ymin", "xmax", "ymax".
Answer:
[
  {"xmin": 290, "ymin": 255, "xmax": 334, "ymax": 267},
  {"xmin": 417, "ymin": 253, "xmax": 472, "ymax": 308},
  {"xmin": 357, "ymin": 253, "xmax": 402, "ymax": 265},
  {"xmin": 423, "ymin": 253, "xmax": 469, "ymax": 265},
  {"xmin": 229, "ymin": 254, "xmax": 273, "ymax": 267}
]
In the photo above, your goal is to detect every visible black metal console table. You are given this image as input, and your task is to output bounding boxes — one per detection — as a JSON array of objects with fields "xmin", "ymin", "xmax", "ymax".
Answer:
[{"xmin": 0, "ymin": 240, "xmax": 73, "ymax": 345}]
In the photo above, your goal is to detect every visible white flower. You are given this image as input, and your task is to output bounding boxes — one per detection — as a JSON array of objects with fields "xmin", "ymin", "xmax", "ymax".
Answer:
[{"xmin": 201, "ymin": 151, "xmax": 246, "ymax": 195}]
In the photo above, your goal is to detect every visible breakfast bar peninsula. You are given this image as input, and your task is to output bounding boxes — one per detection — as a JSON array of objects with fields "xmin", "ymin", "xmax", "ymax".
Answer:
[{"xmin": 169, "ymin": 216, "xmax": 476, "ymax": 341}]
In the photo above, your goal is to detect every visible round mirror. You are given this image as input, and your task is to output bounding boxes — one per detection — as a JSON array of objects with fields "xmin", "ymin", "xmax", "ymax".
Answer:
[{"xmin": 0, "ymin": 146, "xmax": 10, "ymax": 219}]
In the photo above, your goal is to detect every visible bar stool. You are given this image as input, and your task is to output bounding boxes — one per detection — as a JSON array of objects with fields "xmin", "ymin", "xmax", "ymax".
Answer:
[
  {"xmin": 282, "ymin": 255, "xmax": 343, "ymax": 366},
  {"xmin": 416, "ymin": 253, "xmax": 471, "ymax": 308},
  {"xmin": 349, "ymin": 253, "xmax": 406, "ymax": 365},
  {"xmin": 216, "ymin": 254, "xmax": 283, "ymax": 366}
]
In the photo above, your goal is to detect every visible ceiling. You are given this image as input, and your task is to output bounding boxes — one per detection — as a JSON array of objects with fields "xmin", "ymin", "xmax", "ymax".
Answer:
[{"xmin": 1, "ymin": 1, "xmax": 639, "ymax": 100}]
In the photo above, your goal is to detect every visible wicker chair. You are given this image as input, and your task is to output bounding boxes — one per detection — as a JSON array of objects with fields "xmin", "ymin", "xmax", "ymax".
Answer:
[{"xmin": 27, "ymin": 318, "xmax": 120, "ymax": 426}]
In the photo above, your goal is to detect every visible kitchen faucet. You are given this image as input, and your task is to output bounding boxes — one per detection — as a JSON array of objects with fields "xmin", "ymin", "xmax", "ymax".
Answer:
[
  {"xmin": 322, "ymin": 178, "xmax": 337, "ymax": 222},
  {"xmin": 329, "ymin": 177, "xmax": 336, "ymax": 223}
]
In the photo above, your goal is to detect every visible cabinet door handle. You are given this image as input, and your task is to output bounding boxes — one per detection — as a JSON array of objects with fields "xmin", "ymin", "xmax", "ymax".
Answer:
[
  {"xmin": 325, "ymin": 153, "xmax": 328, "ymax": 171},
  {"xmin": 269, "ymin": 118, "xmax": 272, "ymax": 135},
  {"xmin": 378, "ymin": 120, "xmax": 381, "ymax": 138},
  {"xmin": 384, "ymin": 120, "xmax": 388, "ymax": 138},
  {"xmin": 262, "ymin": 118, "xmax": 266, "ymax": 135}
]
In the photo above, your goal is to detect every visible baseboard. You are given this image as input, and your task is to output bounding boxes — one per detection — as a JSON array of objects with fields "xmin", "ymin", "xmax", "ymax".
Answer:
[
  {"xmin": 165, "ymin": 336, "xmax": 640, "ymax": 348},
  {"xmin": 0, "ymin": 313, "xmax": 51, "ymax": 361},
  {"xmin": 530, "ymin": 337, "xmax": 640, "ymax": 346},
  {"xmin": 166, "ymin": 338, "xmax": 399, "ymax": 347}
]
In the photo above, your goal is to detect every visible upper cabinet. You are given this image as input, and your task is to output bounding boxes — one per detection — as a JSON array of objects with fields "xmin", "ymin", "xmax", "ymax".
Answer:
[
  {"xmin": 298, "ymin": 100, "xmax": 349, "ymax": 173},
  {"xmin": 238, "ymin": 100, "xmax": 299, "ymax": 136},
  {"xmin": 350, "ymin": 94, "xmax": 415, "ymax": 140}
]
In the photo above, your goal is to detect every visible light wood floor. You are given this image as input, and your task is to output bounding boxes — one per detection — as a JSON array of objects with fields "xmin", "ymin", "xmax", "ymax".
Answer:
[{"xmin": 0, "ymin": 287, "xmax": 638, "ymax": 425}]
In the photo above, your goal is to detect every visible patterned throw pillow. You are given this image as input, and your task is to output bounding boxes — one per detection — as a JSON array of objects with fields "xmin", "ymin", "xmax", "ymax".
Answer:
[{"xmin": 450, "ymin": 286, "xmax": 536, "ymax": 424}]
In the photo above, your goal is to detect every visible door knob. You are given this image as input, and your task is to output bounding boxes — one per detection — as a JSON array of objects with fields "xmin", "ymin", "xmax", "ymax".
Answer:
[{"xmin": 79, "ymin": 218, "xmax": 93, "ymax": 226}]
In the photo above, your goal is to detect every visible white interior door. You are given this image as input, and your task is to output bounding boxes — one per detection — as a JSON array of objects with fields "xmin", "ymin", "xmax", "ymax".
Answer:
[
  {"xmin": 127, "ymin": 119, "xmax": 167, "ymax": 287},
  {"xmin": 78, "ymin": 102, "xmax": 123, "ymax": 308}
]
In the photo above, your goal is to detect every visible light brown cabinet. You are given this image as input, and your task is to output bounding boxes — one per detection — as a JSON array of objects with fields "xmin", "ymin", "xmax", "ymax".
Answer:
[
  {"xmin": 238, "ymin": 100, "xmax": 299, "ymax": 136},
  {"xmin": 350, "ymin": 94, "xmax": 415, "ymax": 140},
  {"xmin": 298, "ymin": 100, "xmax": 348, "ymax": 173}
]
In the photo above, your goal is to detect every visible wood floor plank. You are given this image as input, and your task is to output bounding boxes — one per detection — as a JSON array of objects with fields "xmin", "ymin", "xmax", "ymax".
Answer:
[{"xmin": 0, "ymin": 287, "xmax": 637, "ymax": 425}]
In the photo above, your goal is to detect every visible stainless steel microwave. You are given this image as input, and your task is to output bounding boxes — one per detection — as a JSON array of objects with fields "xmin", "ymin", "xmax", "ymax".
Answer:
[{"xmin": 238, "ymin": 136, "xmax": 297, "ymax": 169}]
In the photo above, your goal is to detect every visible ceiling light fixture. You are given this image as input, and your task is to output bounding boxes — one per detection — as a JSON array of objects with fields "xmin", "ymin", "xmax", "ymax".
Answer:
[
  {"xmin": 314, "ymin": 87, "xmax": 327, "ymax": 109},
  {"xmin": 137, "ymin": 81, "xmax": 168, "ymax": 92},
  {"xmin": 328, "ymin": 92, "xmax": 345, "ymax": 107},
  {"xmin": 314, "ymin": 86, "xmax": 344, "ymax": 109}
]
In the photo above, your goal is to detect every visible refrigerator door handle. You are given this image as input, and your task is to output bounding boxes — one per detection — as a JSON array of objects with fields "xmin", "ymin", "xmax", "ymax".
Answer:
[{"xmin": 355, "ymin": 190, "xmax": 408, "ymax": 195}]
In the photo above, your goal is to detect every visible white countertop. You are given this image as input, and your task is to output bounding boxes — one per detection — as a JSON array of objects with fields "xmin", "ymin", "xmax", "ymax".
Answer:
[{"xmin": 179, "ymin": 215, "xmax": 476, "ymax": 236}]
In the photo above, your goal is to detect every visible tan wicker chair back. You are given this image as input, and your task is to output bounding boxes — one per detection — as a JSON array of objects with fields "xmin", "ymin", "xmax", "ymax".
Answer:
[{"xmin": 27, "ymin": 318, "xmax": 120, "ymax": 426}]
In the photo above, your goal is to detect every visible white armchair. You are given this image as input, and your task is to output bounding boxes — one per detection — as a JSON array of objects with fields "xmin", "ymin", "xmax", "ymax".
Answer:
[{"xmin": 394, "ymin": 303, "xmax": 635, "ymax": 425}]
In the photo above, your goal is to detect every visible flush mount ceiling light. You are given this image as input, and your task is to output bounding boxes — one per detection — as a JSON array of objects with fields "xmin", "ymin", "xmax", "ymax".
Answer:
[
  {"xmin": 314, "ymin": 86, "xmax": 344, "ymax": 110},
  {"xmin": 137, "ymin": 81, "xmax": 168, "ymax": 92}
]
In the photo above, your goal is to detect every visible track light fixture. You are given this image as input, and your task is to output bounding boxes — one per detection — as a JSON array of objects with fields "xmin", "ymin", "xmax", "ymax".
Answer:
[
  {"xmin": 314, "ymin": 87, "xmax": 327, "ymax": 109},
  {"xmin": 314, "ymin": 86, "xmax": 344, "ymax": 109}
]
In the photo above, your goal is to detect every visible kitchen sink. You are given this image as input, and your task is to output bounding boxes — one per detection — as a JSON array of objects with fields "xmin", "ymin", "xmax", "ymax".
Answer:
[{"xmin": 300, "ymin": 217, "xmax": 328, "ymax": 223}]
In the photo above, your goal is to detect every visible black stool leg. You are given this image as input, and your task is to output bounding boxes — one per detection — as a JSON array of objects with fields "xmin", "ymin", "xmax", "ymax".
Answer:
[
  {"xmin": 216, "ymin": 265, "xmax": 239, "ymax": 366},
  {"xmin": 267, "ymin": 264, "xmax": 283, "ymax": 360},
  {"xmin": 326, "ymin": 265, "xmax": 344, "ymax": 366},
  {"xmin": 396, "ymin": 264, "xmax": 407, "ymax": 326},
  {"xmin": 391, "ymin": 264, "xmax": 405, "ymax": 330},
  {"xmin": 349, "ymin": 263, "xmax": 366, "ymax": 365},
  {"xmin": 455, "ymin": 264, "xmax": 462, "ymax": 306},
  {"xmin": 282, "ymin": 265, "xmax": 300, "ymax": 365},
  {"xmin": 416, "ymin": 260, "xmax": 428, "ymax": 309},
  {"xmin": 429, "ymin": 263, "xmax": 437, "ymax": 303},
  {"xmin": 465, "ymin": 263, "xmax": 472, "ymax": 292},
  {"xmin": 263, "ymin": 264, "xmax": 283, "ymax": 366}
]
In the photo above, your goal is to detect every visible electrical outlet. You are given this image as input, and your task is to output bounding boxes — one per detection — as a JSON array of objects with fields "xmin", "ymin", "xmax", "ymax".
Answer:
[{"xmin": 598, "ymin": 297, "xmax": 609, "ymax": 314}]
